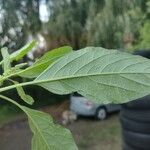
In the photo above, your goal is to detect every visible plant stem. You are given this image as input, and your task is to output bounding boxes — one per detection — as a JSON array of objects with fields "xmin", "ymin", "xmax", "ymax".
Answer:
[
  {"xmin": 0, "ymin": 95, "xmax": 28, "ymax": 119},
  {"xmin": 0, "ymin": 78, "xmax": 52, "ymax": 92},
  {"xmin": 0, "ymin": 81, "xmax": 35, "ymax": 93},
  {"xmin": 0, "ymin": 94, "xmax": 22, "ymax": 109}
]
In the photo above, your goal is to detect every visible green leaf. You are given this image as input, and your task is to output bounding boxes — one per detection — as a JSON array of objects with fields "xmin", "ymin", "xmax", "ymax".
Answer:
[
  {"xmin": 14, "ymin": 63, "xmax": 28, "ymax": 69},
  {"xmin": 1, "ymin": 47, "xmax": 11, "ymax": 72},
  {"xmin": 18, "ymin": 46, "xmax": 73, "ymax": 78},
  {"xmin": 35, "ymin": 47, "xmax": 150, "ymax": 104},
  {"xmin": 1, "ymin": 63, "xmax": 27, "ymax": 78},
  {"xmin": 0, "ymin": 95, "xmax": 77, "ymax": 150},
  {"xmin": 10, "ymin": 40, "xmax": 37, "ymax": 61},
  {"xmin": 12, "ymin": 80, "xmax": 34, "ymax": 105},
  {"xmin": 21, "ymin": 106, "xmax": 78, "ymax": 150}
]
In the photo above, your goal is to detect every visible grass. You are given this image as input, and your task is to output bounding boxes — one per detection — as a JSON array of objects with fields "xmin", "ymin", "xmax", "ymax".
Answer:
[
  {"xmin": 67, "ymin": 114, "xmax": 122, "ymax": 150},
  {"xmin": 0, "ymin": 104, "xmax": 22, "ymax": 127}
]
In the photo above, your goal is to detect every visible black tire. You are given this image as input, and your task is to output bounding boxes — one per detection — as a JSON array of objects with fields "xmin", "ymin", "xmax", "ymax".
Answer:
[
  {"xmin": 123, "ymin": 95, "xmax": 150, "ymax": 110},
  {"xmin": 123, "ymin": 142, "xmax": 139, "ymax": 150},
  {"xmin": 123, "ymin": 130, "xmax": 150, "ymax": 150},
  {"xmin": 121, "ymin": 107, "xmax": 150, "ymax": 123},
  {"xmin": 120, "ymin": 114, "xmax": 150, "ymax": 134},
  {"xmin": 95, "ymin": 107, "xmax": 107, "ymax": 120}
]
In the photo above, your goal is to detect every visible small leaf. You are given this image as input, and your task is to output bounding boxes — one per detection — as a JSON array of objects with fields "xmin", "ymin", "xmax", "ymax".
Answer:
[
  {"xmin": 21, "ymin": 106, "xmax": 78, "ymax": 150},
  {"xmin": 35, "ymin": 47, "xmax": 150, "ymax": 104},
  {"xmin": 14, "ymin": 63, "xmax": 27, "ymax": 69},
  {"xmin": 18, "ymin": 46, "xmax": 73, "ymax": 78},
  {"xmin": 1, "ymin": 47, "xmax": 11, "ymax": 72},
  {"xmin": 12, "ymin": 80, "xmax": 34, "ymax": 105},
  {"xmin": 10, "ymin": 40, "xmax": 37, "ymax": 61},
  {"xmin": 2, "ymin": 64, "xmax": 27, "ymax": 77}
]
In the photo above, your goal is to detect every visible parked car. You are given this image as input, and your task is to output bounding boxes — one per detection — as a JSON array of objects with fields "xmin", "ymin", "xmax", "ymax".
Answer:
[{"xmin": 70, "ymin": 92, "xmax": 121, "ymax": 120}]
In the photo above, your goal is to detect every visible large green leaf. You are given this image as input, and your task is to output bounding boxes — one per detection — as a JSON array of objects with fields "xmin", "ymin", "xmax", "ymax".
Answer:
[
  {"xmin": 21, "ymin": 106, "xmax": 78, "ymax": 150},
  {"xmin": 18, "ymin": 46, "xmax": 73, "ymax": 78},
  {"xmin": 10, "ymin": 40, "xmax": 37, "ymax": 61},
  {"xmin": 35, "ymin": 47, "xmax": 150, "ymax": 104}
]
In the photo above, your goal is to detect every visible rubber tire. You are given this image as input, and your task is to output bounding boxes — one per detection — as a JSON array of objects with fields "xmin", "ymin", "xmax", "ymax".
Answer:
[
  {"xmin": 123, "ymin": 95, "xmax": 150, "ymax": 110},
  {"xmin": 121, "ymin": 107, "xmax": 150, "ymax": 123},
  {"xmin": 123, "ymin": 130, "xmax": 150, "ymax": 150},
  {"xmin": 123, "ymin": 142, "xmax": 139, "ymax": 150},
  {"xmin": 96, "ymin": 107, "xmax": 107, "ymax": 120},
  {"xmin": 120, "ymin": 114, "xmax": 150, "ymax": 134}
]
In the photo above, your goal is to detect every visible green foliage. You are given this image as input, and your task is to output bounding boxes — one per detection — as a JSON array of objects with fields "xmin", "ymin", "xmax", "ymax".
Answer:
[
  {"xmin": 0, "ymin": 0, "xmax": 148, "ymax": 51},
  {"xmin": 23, "ymin": 106, "xmax": 78, "ymax": 150},
  {"xmin": 0, "ymin": 43, "xmax": 150, "ymax": 149},
  {"xmin": 47, "ymin": 0, "xmax": 143, "ymax": 49},
  {"xmin": 0, "ymin": 43, "xmax": 78, "ymax": 150},
  {"xmin": 0, "ymin": 0, "xmax": 41, "ymax": 50},
  {"xmin": 18, "ymin": 46, "xmax": 73, "ymax": 78},
  {"xmin": 137, "ymin": 21, "xmax": 150, "ymax": 49},
  {"xmin": 0, "ymin": 40, "xmax": 37, "ymax": 66},
  {"xmin": 132, "ymin": 0, "xmax": 150, "ymax": 50},
  {"xmin": 35, "ymin": 47, "xmax": 150, "ymax": 104},
  {"xmin": 10, "ymin": 40, "xmax": 37, "ymax": 61}
]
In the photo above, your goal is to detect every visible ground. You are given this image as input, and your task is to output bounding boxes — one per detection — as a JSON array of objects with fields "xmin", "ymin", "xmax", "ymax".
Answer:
[{"xmin": 0, "ymin": 101, "xmax": 121, "ymax": 150}]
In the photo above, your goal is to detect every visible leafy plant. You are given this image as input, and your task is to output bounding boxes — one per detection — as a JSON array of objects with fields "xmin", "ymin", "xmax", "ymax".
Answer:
[
  {"xmin": 0, "ymin": 41, "xmax": 150, "ymax": 150},
  {"xmin": 136, "ymin": 20, "xmax": 150, "ymax": 49}
]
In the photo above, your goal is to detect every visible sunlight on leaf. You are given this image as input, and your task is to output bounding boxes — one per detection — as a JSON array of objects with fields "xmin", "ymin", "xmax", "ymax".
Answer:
[
  {"xmin": 18, "ymin": 46, "xmax": 73, "ymax": 78},
  {"xmin": 10, "ymin": 40, "xmax": 37, "ymax": 61}
]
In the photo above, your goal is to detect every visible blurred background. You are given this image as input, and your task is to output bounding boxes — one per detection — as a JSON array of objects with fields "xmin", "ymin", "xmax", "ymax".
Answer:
[
  {"xmin": 0, "ymin": 0, "xmax": 150, "ymax": 52},
  {"xmin": 0, "ymin": 0, "xmax": 149, "ymax": 150}
]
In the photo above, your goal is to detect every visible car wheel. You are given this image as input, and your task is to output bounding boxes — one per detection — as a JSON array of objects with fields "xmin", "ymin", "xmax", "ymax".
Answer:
[{"xmin": 96, "ymin": 107, "xmax": 107, "ymax": 120}]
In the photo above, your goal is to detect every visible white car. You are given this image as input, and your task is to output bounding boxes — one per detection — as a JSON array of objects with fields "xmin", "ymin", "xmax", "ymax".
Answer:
[{"xmin": 70, "ymin": 92, "xmax": 121, "ymax": 120}]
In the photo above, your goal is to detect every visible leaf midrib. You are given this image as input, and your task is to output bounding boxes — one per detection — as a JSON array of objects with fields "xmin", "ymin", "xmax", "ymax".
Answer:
[
  {"xmin": 22, "ymin": 107, "xmax": 51, "ymax": 150},
  {"xmin": 0, "ymin": 71, "xmax": 150, "ymax": 93},
  {"xmin": 36, "ymin": 71, "xmax": 150, "ymax": 83}
]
